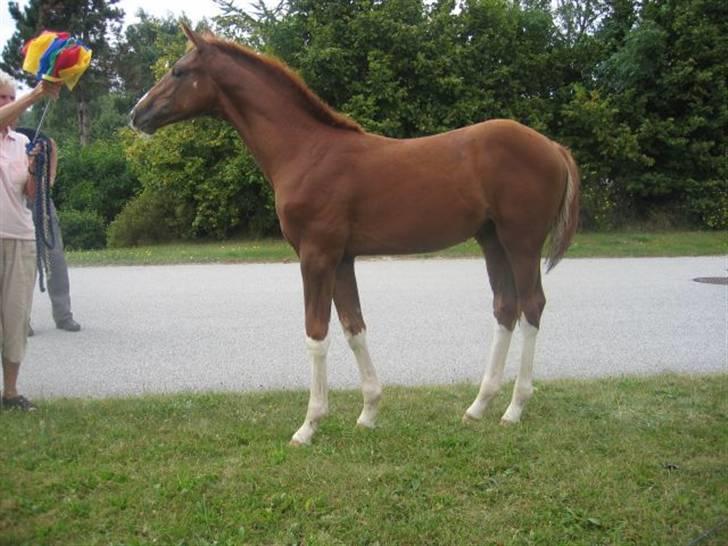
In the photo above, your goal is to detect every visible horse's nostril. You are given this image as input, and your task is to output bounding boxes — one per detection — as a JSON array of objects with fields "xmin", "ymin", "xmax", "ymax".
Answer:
[{"xmin": 128, "ymin": 110, "xmax": 149, "ymax": 134}]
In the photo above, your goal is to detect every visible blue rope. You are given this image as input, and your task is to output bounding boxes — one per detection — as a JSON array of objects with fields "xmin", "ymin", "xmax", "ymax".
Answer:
[{"xmin": 21, "ymin": 132, "xmax": 56, "ymax": 292}]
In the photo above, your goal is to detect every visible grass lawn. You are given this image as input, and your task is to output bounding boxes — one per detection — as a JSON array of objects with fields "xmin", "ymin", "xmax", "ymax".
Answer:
[
  {"xmin": 65, "ymin": 231, "xmax": 727, "ymax": 266},
  {"xmin": 1, "ymin": 374, "xmax": 726, "ymax": 545}
]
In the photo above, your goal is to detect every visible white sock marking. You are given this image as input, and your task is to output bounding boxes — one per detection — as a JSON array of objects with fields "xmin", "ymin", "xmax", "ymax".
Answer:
[
  {"xmin": 291, "ymin": 335, "xmax": 330, "ymax": 445},
  {"xmin": 345, "ymin": 329, "xmax": 382, "ymax": 428},
  {"xmin": 464, "ymin": 323, "xmax": 513, "ymax": 420},
  {"xmin": 501, "ymin": 319, "xmax": 538, "ymax": 424}
]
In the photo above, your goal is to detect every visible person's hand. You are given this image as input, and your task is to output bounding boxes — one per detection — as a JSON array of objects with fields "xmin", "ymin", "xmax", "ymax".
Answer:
[
  {"xmin": 34, "ymin": 80, "xmax": 61, "ymax": 100},
  {"xmin": 27, "ymin": 141, "xmax": 42, "ymax": 165},
  {"xmin": 26, "ymin": 146, "xmax": 40, "ymax": 181}
]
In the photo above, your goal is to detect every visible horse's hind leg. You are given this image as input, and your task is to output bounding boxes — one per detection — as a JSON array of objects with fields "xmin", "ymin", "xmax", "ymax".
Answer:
[
  {"xmin": 499, "ymin": 236, "xmax": 546, "ymax": 425},
  {"xmin": 333, "ymin": 257, "xmax": 382, "ymax": 429},
  {"xmin": 463, "ymin": 224, "xmax": 518, "ymax": 422}
]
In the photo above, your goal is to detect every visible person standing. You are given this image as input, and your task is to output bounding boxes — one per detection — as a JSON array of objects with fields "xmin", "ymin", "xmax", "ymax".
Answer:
[
  {"xmin": 16, "ymin": 127, "xmax": 81, "ymax": 333},
  {"xmin": 0, "ymin": 71, "xmax": 60, "ymax": 410}
]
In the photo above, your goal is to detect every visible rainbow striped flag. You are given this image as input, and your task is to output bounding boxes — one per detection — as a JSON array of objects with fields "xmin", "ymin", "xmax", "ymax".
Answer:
[{"xmin": 22, "ymin": 30, "xmax": 92, "ymax": 90}]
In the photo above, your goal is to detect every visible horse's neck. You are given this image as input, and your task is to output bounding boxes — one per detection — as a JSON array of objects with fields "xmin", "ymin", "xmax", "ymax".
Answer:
[{"xmin": 215, "ymin": 64, "xmax": 328, "ymax": 182}]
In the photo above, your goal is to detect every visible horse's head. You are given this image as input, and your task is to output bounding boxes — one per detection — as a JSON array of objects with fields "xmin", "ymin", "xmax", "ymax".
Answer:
[{"xmin": 130, "ymin": 24, "xmax": 218, "ymax": 134}]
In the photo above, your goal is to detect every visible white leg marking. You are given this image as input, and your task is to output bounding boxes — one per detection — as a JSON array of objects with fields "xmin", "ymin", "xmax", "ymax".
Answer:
[
  {"xmin": 291, "ymin": 335, "xmax": 330, "ymax": 445},
  {"xmin": 501, "ymin": 319, "xmax": 538, "ymax": 424},
  {"xmin": 345, "ymin": 329, "xmax": 382, "ymax": 429},
  {"xmin": 464, "ymin": 323, "xmax": 513, "ymax": 421}
]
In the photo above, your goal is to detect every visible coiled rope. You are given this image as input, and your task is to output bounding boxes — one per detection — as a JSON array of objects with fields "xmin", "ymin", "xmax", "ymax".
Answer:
[{"xmin": 16, "ymin": 126, "xmax": 55, "ymax": 293}]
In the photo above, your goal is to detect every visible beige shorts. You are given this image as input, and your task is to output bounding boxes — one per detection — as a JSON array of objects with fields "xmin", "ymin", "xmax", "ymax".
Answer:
[{"xmin": 0, "ymin": 239, "xmax": 36, "ymax": 363}]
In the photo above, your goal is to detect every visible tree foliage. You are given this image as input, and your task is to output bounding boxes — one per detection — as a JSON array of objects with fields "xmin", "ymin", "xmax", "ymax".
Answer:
[
  {"xmin": 3, "ymin": 0, "xmax": 724, "ymax": 248},
  {"xmin": 122, "ymin": 121, "xmax": 275, "ymax": 242},
  {"xmin": 2, "ymin": 0, "xmax": 124, "ymax": 145},
  {"xmin": 53, "ymin": 139, "xmax": 141, "ymax": 225},
  {"xmin": 113, "ymin": 24, "xmax": 276, "ymax": 244},
  {"xmin": 200, "ymin": 0, "xmax": 726, "ymax": 230}
]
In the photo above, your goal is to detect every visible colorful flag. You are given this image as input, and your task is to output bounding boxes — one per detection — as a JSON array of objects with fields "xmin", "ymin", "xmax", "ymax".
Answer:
[{"xmin": 22, "ymin": 30, "xmax": 92, "ymax": 90}]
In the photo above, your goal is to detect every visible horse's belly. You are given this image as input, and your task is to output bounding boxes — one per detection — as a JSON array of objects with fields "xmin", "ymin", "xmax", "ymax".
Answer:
[{"xmin": 348, "ymin": 204, "xmax": 484, "ymax": 256}]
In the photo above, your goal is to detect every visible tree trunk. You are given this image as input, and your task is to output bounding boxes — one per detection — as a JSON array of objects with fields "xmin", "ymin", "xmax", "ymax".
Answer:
[{"xmin": 77, "ymin": 98, "xmax": 90, "ymax": 146}]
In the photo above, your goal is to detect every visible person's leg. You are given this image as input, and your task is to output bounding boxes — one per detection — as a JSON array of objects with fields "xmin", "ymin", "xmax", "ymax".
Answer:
[
  {"xmin": 0, "ymin": 239, "xmax": 37, "ymax": 410},
  {"xmin": 2, "ymin": 359, "xmax": 21, "ymax": 399},
  {"xmin": 46, "ymin": 202, "xmax": 79, "ymax": 331}
]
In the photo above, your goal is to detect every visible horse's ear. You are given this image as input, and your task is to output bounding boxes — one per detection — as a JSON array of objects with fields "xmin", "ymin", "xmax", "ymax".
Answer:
[{"xmin": 181, "ymin": 23, "xmax": 204, "ymax": 49}]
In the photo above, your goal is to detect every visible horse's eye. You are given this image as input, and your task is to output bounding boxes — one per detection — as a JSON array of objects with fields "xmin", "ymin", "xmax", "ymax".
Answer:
[{"xmin": 171, "ymin": 66, "xmax": 182, "ymax": 78}]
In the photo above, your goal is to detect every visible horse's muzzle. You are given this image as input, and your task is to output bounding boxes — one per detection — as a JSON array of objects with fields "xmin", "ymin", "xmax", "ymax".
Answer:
[
  {"xmin": 129, "ymin": 107, "xmax": 157, "ymax": 135},
  {"xmin": 129, "ymin": 91, "xmax": 157, "ymax": 134}
]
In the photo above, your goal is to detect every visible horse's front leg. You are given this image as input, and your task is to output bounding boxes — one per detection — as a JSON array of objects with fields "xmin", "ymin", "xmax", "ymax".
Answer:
[{"xmin": 290, "ymin": 249, "xmax": 339, "ymax": 446}]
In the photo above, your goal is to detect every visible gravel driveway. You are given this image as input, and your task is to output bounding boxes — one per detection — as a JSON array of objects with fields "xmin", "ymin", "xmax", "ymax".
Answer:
[{"xmin": 23, "ymin": 256, "xmax": 727, "ymax": 399}]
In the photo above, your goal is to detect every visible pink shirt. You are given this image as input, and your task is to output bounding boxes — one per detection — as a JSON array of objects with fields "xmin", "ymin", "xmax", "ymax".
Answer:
[{"xmin": 0, "ymin": 129, "xmax": 34, "ymax": 240}]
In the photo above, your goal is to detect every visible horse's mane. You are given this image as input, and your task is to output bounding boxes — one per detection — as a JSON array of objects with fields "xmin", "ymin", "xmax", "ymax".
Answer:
[{"xmin": 206, "ymin": 36, "xmax": 363, "ymax": 134}]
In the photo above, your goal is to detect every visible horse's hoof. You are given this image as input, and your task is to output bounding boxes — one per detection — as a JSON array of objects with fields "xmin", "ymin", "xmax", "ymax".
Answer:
[
  {"xmin": 462, "ymin": 412, "xmax": 480, "ymax": 424},
  {"xmin": 289, "ymin": 437, "xmax": 310, "ymax": 447},
  {"xmin": 355, "ymin": 415, "xmax": 377, "ymax": 429},
  {"xmin": 499, "ymin": 418, "xmax": 519, "ymax": 427},
  {"xmin": 355, "ymin": 421, "xmax": 376, "ymax": 431}
]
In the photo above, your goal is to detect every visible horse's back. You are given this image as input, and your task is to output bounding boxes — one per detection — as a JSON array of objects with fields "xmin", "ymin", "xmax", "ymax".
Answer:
[{"xmin": 318, "ymin": 120, "xmax": 563, "ymax": 256}]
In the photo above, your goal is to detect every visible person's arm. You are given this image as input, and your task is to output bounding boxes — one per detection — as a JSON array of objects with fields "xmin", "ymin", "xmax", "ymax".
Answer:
[
  {"xmin": 0, "ymin": 80, "xmax": 61, "ymax": 128},
  {"xmin": 25, "ymin": 161, "xmax": 36, "ymax": 201}
]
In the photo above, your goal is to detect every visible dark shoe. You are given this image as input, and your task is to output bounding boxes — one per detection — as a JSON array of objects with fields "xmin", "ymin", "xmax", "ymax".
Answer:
[
  {"xmin": 56, "ymin": 318, "xmax": 81, "ymax": 332},
  {"xmin": 27, "ymin": 325, "xmax": 34, "ymax": 337},
  {"xmin": 2, "ymin": 395, "xmax": 37, "ymax": 412}
]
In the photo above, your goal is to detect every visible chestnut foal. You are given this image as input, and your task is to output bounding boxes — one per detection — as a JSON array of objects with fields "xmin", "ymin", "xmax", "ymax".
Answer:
[{"xmin": 131, "ymin": 25, "xmax": 580, "ymax": 445}]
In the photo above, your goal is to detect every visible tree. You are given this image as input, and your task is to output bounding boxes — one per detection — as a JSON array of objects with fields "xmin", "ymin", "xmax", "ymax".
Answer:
[
  {"xmin": 597, "ymin": 0, "xmax": 728, "ymax": 227},
  {"xmin": 2, "ymin": 0, "xmax": 124, "ymax": 145},
  {"xmin": 554, "ymin": 0, "xmax": 611, "ymax": 44},
  {"xmin": 114, "ymin": 11, "xmax": 181, "ymax": 109},
  {"xmin": 115, "ymin": 0, "xmax": 727, "ymax": 241}
]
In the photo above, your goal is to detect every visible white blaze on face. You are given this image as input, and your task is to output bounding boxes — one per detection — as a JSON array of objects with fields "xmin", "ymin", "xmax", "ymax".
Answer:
[
  {"xmin": 131, "ymin": 90, "xmax": 150, "ymax": 115},
  {"xmin": 193, "ymin": 80, "xmax": 199, "ymax": 89},
  {"xmin": 129, "ymin": 89, "xmax": 153, "ymax": 132}
]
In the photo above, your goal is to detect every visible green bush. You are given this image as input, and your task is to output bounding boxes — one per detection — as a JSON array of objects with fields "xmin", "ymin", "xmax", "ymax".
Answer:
[
  {"xmin": 106, "ymin": 189, "xmax": 176, "ymax": 247},
  {"xmin": 685, "ymin": 178, "xmax": 728, "ymax": 230},
  {"xmin": 579, "ymin": 181, "xmax": 619, "ymax": 231},
  {"xmin": 54, "ymin": 139, "xmax": 141, "ymax": 225},
  {"xmin": 57, "ymin": 208, "xmax": 107, "ymax": 250},
  {"xmin": 123, "ymin": 122, "xmax": 278, "ymax": 240}
]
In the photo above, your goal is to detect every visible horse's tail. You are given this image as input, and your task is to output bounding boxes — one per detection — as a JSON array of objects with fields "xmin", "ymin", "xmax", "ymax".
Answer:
[{"xmin": 545, "ymin": 144, "xmax": 581, "ymax": 272}]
